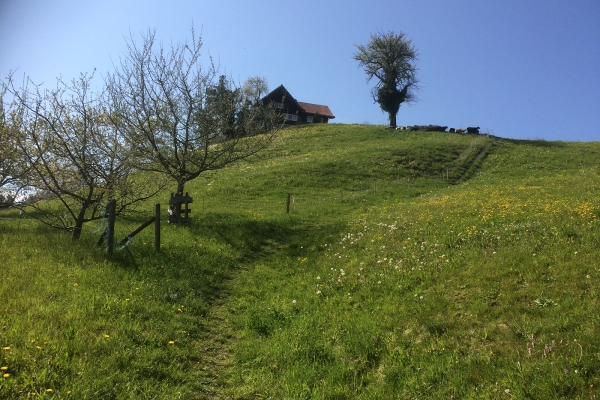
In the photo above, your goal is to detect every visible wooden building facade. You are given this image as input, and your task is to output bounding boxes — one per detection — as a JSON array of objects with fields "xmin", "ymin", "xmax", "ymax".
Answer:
[{"xmin": 261, "ymin": 85, "xmax": 335, "ymax": 125}]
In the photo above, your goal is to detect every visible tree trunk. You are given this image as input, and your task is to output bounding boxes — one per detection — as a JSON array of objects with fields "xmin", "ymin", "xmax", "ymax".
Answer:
[
  {"xmin": 71, "ymin": 206, "xmax": 88, "ymax": 240},
  {"xmin": 176, "ymin": 180, "xmax": 186, "ymax": 195},
  {"xmin": 388, "ymin": 112, "xmax": 397, "ymax": 128}
]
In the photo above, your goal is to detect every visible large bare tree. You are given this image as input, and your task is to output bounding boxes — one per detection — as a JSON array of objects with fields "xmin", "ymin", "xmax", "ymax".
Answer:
[
  {"xmin": 7, "ymin": 72, "xmax": 164, "ymax": 239},
  {"xmin": 105, "ymin": 27, "xmax": 280, "ymax": 196},
  {"xmin": 354, "ymin": 30, "xmax": 419, "ymax": 128}
]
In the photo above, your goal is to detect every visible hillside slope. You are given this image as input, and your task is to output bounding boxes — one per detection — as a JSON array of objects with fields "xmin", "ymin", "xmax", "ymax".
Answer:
[{"xmin": 1, "ymin": 124, "xmax": 599, "ymax": 398}]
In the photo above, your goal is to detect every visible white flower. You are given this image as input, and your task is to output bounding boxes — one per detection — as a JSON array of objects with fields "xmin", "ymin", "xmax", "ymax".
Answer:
[{"xmin": 292, "ymin": 300, "xmax": 297, "ymax": 304}]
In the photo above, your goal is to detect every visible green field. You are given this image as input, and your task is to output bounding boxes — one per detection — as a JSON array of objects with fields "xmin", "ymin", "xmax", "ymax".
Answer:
[{"xmin": 1, "ymin": 124, "xmax": 600, "ymax": 398}]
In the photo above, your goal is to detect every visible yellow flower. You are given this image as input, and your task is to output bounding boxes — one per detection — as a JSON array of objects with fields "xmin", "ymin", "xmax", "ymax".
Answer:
[
  {"xmin": 46, "ymin": 388, "xmax": 53, "ymax": 393},
  {"xmin": 103, "ymin": 334, "xmax": 110, "ymax": 338},
  {"xmin": 0, "ymin": 366, "xmax": 7, "ymax": 370},
  {"xmin": 73, "ymin": 283, "xmax": 78, "ymax": 287},
  {"xmin": 168, "ymin": 341, "xmax": 175, "ymax": 345},
  {"xmin": 2, "ymin": 347, "xmax": 9, "ymax": 351},
  {"xmin": 36, "ymin": 346, "xmax": 42, "ymax": 350},
  {"xmin": 3, "ymin": 373, "xmax": 9, "ymax": 378}
]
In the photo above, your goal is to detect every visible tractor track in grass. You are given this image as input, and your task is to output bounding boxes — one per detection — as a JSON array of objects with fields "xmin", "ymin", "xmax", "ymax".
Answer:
[
  {"xmin": 194, "ymin": 287, "xmax": 236, "ymax": 399},
  {"xmin": 454, "ymin": 137, "xmax": 500, "ymax": 184}
]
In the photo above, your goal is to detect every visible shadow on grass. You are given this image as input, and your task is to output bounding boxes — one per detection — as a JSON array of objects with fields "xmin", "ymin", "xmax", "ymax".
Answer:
[{"xmin": 504, "ymin": 138, "xmax": 568, "ymax": 148}]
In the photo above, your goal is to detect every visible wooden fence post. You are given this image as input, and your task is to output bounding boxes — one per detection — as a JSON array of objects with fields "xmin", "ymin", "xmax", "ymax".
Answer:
[
  {"xmin": 107, "ymin": 199, "xmax": 116, "ymax": 254},
  {"xmin": 154, "ymin": 203, "xmax": 160, "ymax": 252}
]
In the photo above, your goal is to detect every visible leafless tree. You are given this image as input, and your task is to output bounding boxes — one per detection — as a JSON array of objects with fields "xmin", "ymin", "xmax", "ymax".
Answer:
[
  {"xmin": 105, "ymin": 27, "xmax": 280, "ymax": 196},
  {"xmin": 6, "ymin": 71, "xmax": 165, "ymax": 239},
  {"xmin": 242, "ymin": 76, "xmax": 269, "ymax": 104},
  {"xmin": 0, "ymin": 84, "xmax": 30, "ymax": 206},
  {"xmin": 354, "ymin": 31, "xmax": 419, "ymax": 128}
]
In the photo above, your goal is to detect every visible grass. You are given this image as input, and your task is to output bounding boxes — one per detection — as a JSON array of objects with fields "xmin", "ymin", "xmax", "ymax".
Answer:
[{"xmin": 1, "ymin": 124, "xmax": 600, "ymax": 398}]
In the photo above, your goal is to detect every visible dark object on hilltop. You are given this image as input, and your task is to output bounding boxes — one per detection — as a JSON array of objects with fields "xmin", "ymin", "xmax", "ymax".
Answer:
[
  {"xmin": 261, "ymin": 85, "xmax": 335, "ymax": 125},
  {"xmin": 396, "ymin": 125, "xmax": 481, "ymax": 134},
  {"xmin": 353, "ymin": 30, "xmax": 420, "ymax": 129},
  {"xmin": 398, "ymin": 125, "xmax": 447, "ymax": 132}
]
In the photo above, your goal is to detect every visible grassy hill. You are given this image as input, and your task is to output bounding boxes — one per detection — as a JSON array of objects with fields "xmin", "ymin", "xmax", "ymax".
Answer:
[{"xmin": 1, "ymin": 124, "xmax": 599, "ymax": 398}]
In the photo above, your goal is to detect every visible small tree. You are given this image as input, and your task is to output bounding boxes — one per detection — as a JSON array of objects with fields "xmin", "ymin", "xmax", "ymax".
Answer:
[
  {"xmin": 105, "ymin": 28, "xmax": 279, "ymax": 196},
  {"xmin": 242, "ymin": 76, "xmax": 269, "ymax": 104},
  {"xmin": 353, "ymin": 30, "xmax": 419, "ymax": 128},
  {"xmin": 7, "ymin": 72, "xmax": 164, "ymax": 239}
]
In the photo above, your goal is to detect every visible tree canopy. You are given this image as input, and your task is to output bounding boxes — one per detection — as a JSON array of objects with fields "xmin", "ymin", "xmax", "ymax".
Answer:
[{"xmin": 353, "ymin": 30, "xmax": 419, "ymax": 128}]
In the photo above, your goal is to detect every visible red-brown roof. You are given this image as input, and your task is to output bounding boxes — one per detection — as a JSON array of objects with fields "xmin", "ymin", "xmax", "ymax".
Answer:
[{"xmin": 297, "ymin": 102, "xmax": 335, "ymax": 119}]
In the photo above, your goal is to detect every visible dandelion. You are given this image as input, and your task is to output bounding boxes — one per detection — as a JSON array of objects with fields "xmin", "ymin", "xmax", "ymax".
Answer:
[
  {"xmin": 168, "ymin": 341, "xmax": 175, "ymax": 345},
  {"xmin": 292, "ymin": 299, "xmax": 297, "ymax": 304},
  {"xmin": 3, "ymin": 373, "xmax": 9, "ymax": 378},
  {"xmin": 46, "ymin": 389, "xmax": 53, "ymax": 393},
  {"xmin": 0, "ymin": 367, "xmax": 7, "ymax": 371},
  {"xmin": 316, "ymin": 290, "xmax": 321, "ymax": 295},
  {"xmin": 2, "ymin": 347, "xmax": 9, "ymax": 351},
  {"xmin": 103, "ymin": 334, "xmax": 110, "ymax": 338}
]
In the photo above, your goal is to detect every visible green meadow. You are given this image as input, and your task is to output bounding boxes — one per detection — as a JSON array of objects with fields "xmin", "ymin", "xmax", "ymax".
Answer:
[{"xmin": 1, "ymin": 124, "xmax": 600, "ymax": 398}]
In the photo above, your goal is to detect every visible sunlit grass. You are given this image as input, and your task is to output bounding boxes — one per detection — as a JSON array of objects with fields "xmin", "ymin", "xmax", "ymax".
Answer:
[{"xmin": 2, "ymin": 125, "xmax": 599, "ymax": 398}]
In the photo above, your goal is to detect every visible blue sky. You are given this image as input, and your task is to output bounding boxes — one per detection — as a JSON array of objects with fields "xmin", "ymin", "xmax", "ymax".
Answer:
[{"xmin": 1, "ymin": 0, "xmax": 599, "ymax": 141}]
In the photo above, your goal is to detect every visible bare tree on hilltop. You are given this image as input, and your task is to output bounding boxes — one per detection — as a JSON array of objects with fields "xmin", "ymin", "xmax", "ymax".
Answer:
[
  {"xmin": 354, "ymin": 30, "xmax": 419, "ymax": 128},
  {"xmin": 242, "ymin": 76, "xmax": 269, "ymax": 104},
  {"xmin": 105, "ymin": 27, "xmax": 280, "ymax": 196}
]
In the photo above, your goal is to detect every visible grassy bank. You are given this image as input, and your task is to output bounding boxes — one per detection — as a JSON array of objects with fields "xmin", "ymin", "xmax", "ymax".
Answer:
[{"xmin": 1, "ymin": 124, "xmax": 599, "ymax": 398}]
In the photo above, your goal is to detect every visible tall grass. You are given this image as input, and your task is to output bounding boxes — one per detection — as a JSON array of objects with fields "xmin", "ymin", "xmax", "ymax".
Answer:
[{"xmin": 1, "ymin": 124, "xmax": 599, "ymax": 398}]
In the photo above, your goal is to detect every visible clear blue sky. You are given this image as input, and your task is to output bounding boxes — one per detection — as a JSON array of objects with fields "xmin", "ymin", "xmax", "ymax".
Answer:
[{"xmin": 1, "ymin": 0, "xmax": 599, "ymax": 141}]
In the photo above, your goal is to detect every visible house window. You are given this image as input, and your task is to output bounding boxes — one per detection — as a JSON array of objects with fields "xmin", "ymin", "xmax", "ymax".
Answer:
[
  {"xmin": 283, "ymin": 113, "xmax": 298, "ymax": 122},
  {"xmin": 307, "ymin": 116, "xmax": 313, "ymax": 123},
  {"xmin": 273, "ymin": 102, "xmax": 284, "ymax": 109}
]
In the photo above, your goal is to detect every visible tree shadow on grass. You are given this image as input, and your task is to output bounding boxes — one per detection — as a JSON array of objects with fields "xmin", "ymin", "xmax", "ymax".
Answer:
[
  {"xmin": 504, "ymin": 138, "xmax": 568, "ymax": 148},
  {"xmin": 187, "ymin": 212, "xmax": 345, "ymax": 264}
]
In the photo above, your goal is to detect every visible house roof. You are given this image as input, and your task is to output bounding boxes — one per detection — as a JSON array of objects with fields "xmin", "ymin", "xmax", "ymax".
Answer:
[{"xmin": 297, "ymin": 102, "xmax": 335, "ymax": 119}]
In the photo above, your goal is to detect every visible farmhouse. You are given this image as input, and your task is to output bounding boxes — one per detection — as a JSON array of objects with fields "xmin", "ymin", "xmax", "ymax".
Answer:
[{"xmin": 262, "ymin": 85, "xmax": 335, "ymax": 125}]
